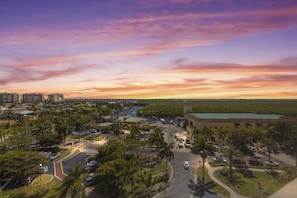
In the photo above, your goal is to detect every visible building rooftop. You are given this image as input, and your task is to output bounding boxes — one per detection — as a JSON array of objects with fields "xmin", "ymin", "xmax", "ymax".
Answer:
[
  {"xmin": 118, "ymin": 116, "xmax": 144, "ymax": 123},
  {"xmin": 190, "ymin": 113, "xmax": 283, "ymax": 120}
]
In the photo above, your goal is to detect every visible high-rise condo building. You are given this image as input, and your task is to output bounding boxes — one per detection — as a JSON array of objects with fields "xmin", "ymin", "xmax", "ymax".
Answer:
[
  {"xmin": 23, "ymin": 94, "xmax": 44, "ymax": 103},
  {"xmin": 48, "ymin": 94, "xmax": 64, "ymax": 102},
  {"xmin": 0, "ymin": 93, "xmax": 19, "ymax": 103}
]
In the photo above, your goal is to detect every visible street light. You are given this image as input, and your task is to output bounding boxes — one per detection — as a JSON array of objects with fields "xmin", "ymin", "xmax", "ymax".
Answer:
[{"xmin": 39, "ymin": 164, "xmax": 43, "ymax": 181}]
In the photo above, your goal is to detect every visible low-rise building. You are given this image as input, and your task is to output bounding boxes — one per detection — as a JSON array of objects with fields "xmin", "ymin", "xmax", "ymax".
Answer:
[{"xmin": 184, "ymin": 111, "xmax": 288, "ymax": 143}]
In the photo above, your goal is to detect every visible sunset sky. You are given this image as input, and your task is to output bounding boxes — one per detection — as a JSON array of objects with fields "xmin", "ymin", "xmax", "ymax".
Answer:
[{"xmin": 1, "ymin": 0, "xmax": 297, "ymax": 99}]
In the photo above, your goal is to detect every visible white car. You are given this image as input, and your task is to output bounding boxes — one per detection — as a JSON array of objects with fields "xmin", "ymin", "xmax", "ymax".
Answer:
[
  {"xmin": 213, "ymin": 157, "xmax": 228, "ymax": 163},
  {"xmin": 265, "ymin": 160, "xmax": 280, "ymax": 167},
  {"xmin": 184, "ymin": 161, "xmax": 190, "ymax": 170}
]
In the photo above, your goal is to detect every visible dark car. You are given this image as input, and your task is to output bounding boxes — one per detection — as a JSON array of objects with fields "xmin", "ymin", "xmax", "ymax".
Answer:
[
  {"xmin": 248, "ymin": 158, "xmax": 263, "ymax": 166},
  {"xmin": 85, "ymin": 166, "xmax": 97, "ymax": 173},
  {"xmin": 232, "ymin": 158, "xmax": 246, "ymax": 165},
  {"xmin": 83, "ymin": 174, "xmax": 97, "ymax": 187}
]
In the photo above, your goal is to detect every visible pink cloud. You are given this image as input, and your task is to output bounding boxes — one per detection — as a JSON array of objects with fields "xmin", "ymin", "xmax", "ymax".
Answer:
[
  {"xmin": 162, "ymin": 58, "xmax": 297, "ymax": 75},
  {"xmin": 1, "ymin": 5, "xmax": 297, "ymax": 55},
  {"xmin": 0, "ymin": 61, "xmax": 99, "ymax": 85}
]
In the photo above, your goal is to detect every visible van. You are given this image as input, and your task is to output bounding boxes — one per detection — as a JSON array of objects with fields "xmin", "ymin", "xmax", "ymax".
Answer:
[{"xmin": 184, "ymin": 139, "xmax": 191, "ymax": 148}]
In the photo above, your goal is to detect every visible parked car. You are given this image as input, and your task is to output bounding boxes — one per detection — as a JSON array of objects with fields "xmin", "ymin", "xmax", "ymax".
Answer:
[
  {"xmin": 213, "ymin": 156, "xmax": 228, "ymax": 163},
  {"xmin": 233, "ymin": 158, "xmax": 246, "ymax": 165},
  {"xmin": 85, "ymin": 160, "xmax": 99, "ymax": 173},
  {"xmin": 265, "ymin": 160, "xmax": 280, "ymax": 167},
  {"xmin": 1, "ymin": 179, "xmax": 12, "ymax": 190},
  {"xmin": 248, "ymin": 158, "xmax": 263, "ymax": 166},
  {"xmin": 184, "ymin": 139, "xmax": 191, "ymax": 148},
  {"xmin": 86, "ymin": 160, "xmax": 99, "ymax": 168},
  {"xmin": 1, "ymin": 179, "xmax": 21, "ymax": 190},
  {"xmin": 177, "ymin": 137, "xmax": 184, "ymax": 148},
  {"xmin": 49, "ymin": 152, "xmax": 61, "ymax": 160},
  {"xmin": 83, "ymin": 173, "xmax": 97, "ymax": 187},
  {"xmin": 90, "ymin": 133, "xmax": 101, "ymax": 138},
  {"xmin": 184, "ymin": 161, "xmax": 190, "ymax": 170},
  {"xmin": 85, "ymin": 166, "xmax": 97, "ymax": 173},
  {"xmin": 178, "ymin": 142, "xmax": 184, "ymax": 148},
  {"xmin": 213, "ymin": 145, "xmax": 220, "ymax": 152},
  {"xmin": 203, "ymin": 150, "xmax": 215, "ymax": 156}
]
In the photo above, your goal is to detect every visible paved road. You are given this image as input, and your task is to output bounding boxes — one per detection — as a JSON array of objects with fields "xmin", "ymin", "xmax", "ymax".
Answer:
[
  {"xmin": 57, "ymin": 123, "xmax": 297, "ymax": 198},
  {"xmin": 154, "ymin": 125, "xmax": 220, "ymax": 198},
  {"xmin": 79, "ymin": 139, "xmax": 107, "ymax": 154},
  {"xmin": 63, "ymin": 152, "xmax": 90, "ymax": 175}
]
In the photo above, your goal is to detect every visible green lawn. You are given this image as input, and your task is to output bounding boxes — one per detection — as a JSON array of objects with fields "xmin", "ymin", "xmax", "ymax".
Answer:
[
  {"xmin": 197, "ymin": 167, "xmax": 230, "ymax": 198},
  {"xmin": 31, "ymin": 174, "xmax": 54, "ymax": 185},
  {"xmin": 214, "ymin": 169, "xmax": 286, "ymax": 198},
  {"xmin": 83, "ymin": 135, "xmax": 105, "ymax": 141}
]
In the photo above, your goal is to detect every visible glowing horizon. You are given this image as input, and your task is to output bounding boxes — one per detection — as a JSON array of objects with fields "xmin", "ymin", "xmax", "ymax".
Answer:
[{"xmin": 1, "ymin": 0, "xmax": 297, "ymax": 99}]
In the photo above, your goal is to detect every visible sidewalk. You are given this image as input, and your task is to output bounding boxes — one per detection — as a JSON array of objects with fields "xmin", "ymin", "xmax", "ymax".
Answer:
[
  {"xmin": 206, "ymin": 161, "xmax": 295, "ymax": 198},
  {"xmin": 54, "ymin": 161, "xmax": 66, "ymax": 181},
  {"xmin": 206, "ymin": 164, "xmax": 248, "ymax": 198},
  {"xmin": 269, "ymin": 177, "xmax": 297, "ymax": 198}
]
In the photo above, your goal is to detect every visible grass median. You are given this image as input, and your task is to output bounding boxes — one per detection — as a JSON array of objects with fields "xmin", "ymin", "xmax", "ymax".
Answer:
[
  {"xmin": 197, "ymin": 167, "xmax": 230, "ymax": 197},
  {"xmin": 213, "ymin": 168, "xmax": 287, "ymax": 198}
]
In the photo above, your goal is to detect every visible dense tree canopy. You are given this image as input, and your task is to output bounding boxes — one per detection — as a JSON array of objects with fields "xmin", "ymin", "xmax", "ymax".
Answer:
[{"xmin": 0, "ymin": 150, "xmax": 48, "ymax": 180}]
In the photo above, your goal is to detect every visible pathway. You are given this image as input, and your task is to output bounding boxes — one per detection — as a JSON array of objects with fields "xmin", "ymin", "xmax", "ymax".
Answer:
[
  {"xmin": 269, "ymin": 177, "xmax": 297, "ymax": 198},
  {"xmin": 54, "ymin": 161, "xmax": 65, "ymax": 181},
  {"xmin": 207, "ymin": 166, "xmax": 248, "ymax": 198},
  {"xmin": 206, "ymin": 161, "xmax": 295, "ymax": 198}
]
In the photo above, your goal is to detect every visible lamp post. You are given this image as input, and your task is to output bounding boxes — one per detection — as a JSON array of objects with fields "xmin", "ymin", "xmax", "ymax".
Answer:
[{"xmin": 39, "ymin": 163, "xmax": 43, "ymax": 181}]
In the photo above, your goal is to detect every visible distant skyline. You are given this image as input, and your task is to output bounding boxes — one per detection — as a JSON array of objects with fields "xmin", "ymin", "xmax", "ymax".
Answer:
[{"xmin": 1, "ymin": 0, "xmax": 297, "ymax": 99}]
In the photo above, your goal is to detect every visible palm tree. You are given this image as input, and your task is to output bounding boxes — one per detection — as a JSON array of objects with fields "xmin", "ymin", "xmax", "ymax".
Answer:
[
  {"xmin": 56, "ymin": 119, "xmax": 71, "ymax": 147},
  {"xmin": 191, "ymin": 127, "xmax": 199, "ymax": 139},
  {"xmin": 250, "ymin": 127, "xmax": 263, "ymax": 150},
  {"xmin": 150, "ymin": 127, "xmax": 164, "ymax": 149},
  {"xmin": 218, "ymin": 127, "xmax": 229, "ymax": 146},
  {"xmin": 0, "ymin": 126, "xmax": 6, "ymax": 143},
  {"xmin": 113, "ymin": 121, "xmax": 122, "ymax": 138},
  {"xmin": 128, "ymin": 125, "xmax": 141, "ymax": 140},
  {"xmin": 158, "ymin": 142, "xmax": 174, "ymax": 180},
  {"xmin": 191, "ymin": 136, "xmax": 214, "ymax": 184},
  {"xmin": 223, "ymin": 146, "xmax": 239, "ymax": 178},
  {"xmin": 58, "ymin": 163, "xmax": 86, "ymax": 198},
  {"xmin": 201, "ymin": 126, "xmax": 214, "ymax": 141},
  {"xmin": 263, "ymin": 137, "xmax": 279, "ymax": 168},
  {"xmin": 285, "ymin": 124, "xmax": 297, "ymax": 167},
  {"xmin": 132, "ymin": 171, "xmax": 154, "ymax": 198}
]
